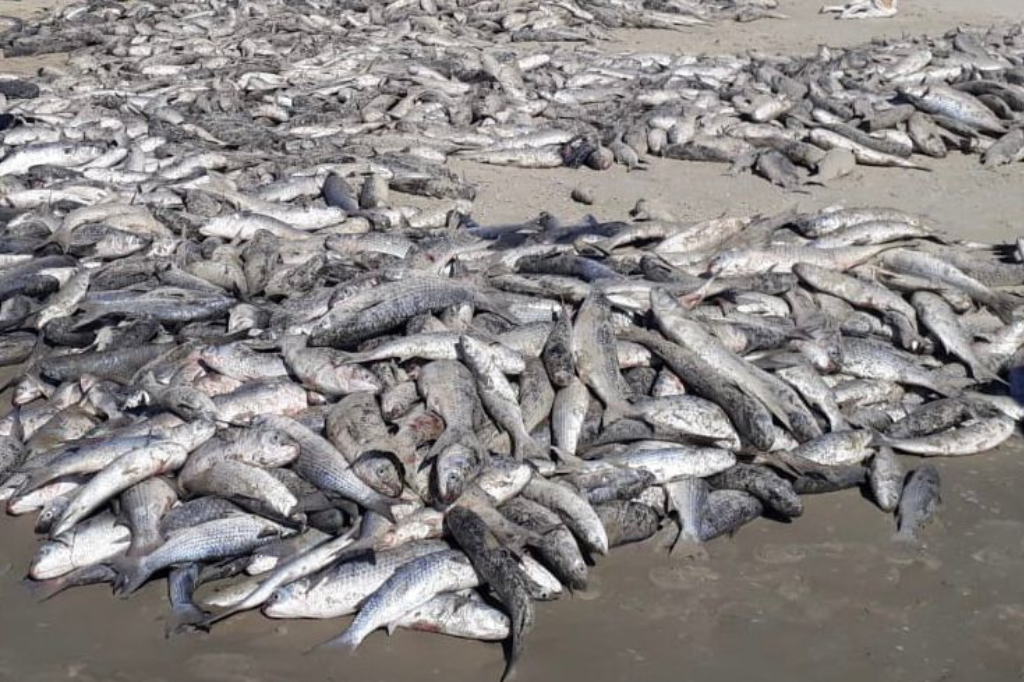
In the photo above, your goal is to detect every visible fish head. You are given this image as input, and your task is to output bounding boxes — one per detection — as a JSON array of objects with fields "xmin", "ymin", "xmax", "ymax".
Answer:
[
  {"xmin": 352, "ymin": 451, "xmax": 403, "ymax": 499},
  {"xmin": 254, "ymin": 429, "xmax": 300, "ymax": 467},
  {"xmin": 705, "ymin": 251, "xmax": 738, "ymax": 278},
  {"xmin": 261, "ymin": 582, "xmax": 310, "ymax": 618},
  {"xmin": 792, "ymin": 339, "xmax": 840, "ymax": 373},
  {"xmin": 29, "ymin": 542, "xmax": 72, "ymax": 581},
  {"xmin": 34, "ymin": 496, "xmax": 72, "ymax": 535},
  {"xmin": 433, "ymin": 443, "xmax": 480, "ymax": 506}
]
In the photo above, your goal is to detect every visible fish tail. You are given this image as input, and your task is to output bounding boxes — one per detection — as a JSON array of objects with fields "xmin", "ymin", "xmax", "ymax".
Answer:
[
  {"xmin": 23, "ymin": 575, "xmax": 73, "ymax": 603},
  {"xmin": 990, "ymin": 293, "xmax": 1024, "ymax": 325},
  {"xmin": 478, "ymin": 295, "xmax": 522, "ymax": 326},
  {"xmin": 502, "ymin": 601, "xmax": 534, "ymax": 682},
  {"xmin": 313, "ymin": 628, "xmax": 362, "ymax": 653},
  {"xmin": 332, "ymin": 349, "xmax": 365, "ymax": 364},
  {"xmin": 364, "ymin": 495, "xmax": 399, "ymax": 523},
  {"xmin": 10, "ymin": 470, "xmax": 46, "ymax": 500},
  {"xmin": 600, "ymin": 399, "xmax": 638, "ymax": 428},
  {"xmin": 892, "ymin": 528, "xmax": 917, "ymax": 544},
  {"xmin": 109, "ymin": 555, "xmax": 154, "ymax": 598},
  {"xmin": 549, "ymin": 445, "xmax": 584, "ymax": 466},
  {"xmin": 165, "ymin": 604, "xmax": 209, "ymax": 638},
  {"xmin": 865, "ymin": 428, "xmax": 892, "ymax": 448},
  {"xmin": 669, "ymin": 535, "xmax": 709, "ymax": 561},
  {"xmin": 969, "ymin": 359, "xmax": 1007, "ymax": 386}
]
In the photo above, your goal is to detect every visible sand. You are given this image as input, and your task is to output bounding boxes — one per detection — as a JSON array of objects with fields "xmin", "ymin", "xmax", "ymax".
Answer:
[{"xmin": 2, "ymin": 2, "xmax": 1024, "ymax": 681}]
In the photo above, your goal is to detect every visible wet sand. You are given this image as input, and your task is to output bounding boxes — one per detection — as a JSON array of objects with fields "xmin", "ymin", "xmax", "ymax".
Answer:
[{"xmin": 3, "ymin": 1, "xmax": 1024, "ymax": 681}]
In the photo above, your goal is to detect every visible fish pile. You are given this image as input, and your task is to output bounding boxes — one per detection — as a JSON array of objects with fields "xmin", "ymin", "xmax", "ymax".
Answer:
[
  {"xmin": 0, "ymin": 171, "xmax": 1023, "ymax": 671},
  {"xmin": 1, "ymin": 0, "xmax": 1024, "ymax": 676},
  {"xmin": 2, "ymin": 3, "xmax": 1023, "ymax": 199}
]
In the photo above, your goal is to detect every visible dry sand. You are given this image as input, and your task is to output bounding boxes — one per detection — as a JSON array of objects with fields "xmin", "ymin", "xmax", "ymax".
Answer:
[{"xmin": 2, "ymin": 1, "xmax": 1024, "ymax": 681}]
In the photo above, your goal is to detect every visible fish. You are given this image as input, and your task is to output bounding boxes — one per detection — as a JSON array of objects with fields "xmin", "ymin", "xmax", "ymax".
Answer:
[
  {"xmin": 894, "ymin": 465, "xmax": 941, "ymax": 542},
  {"xmin": 324, "ymin": 549, "xmax": 480, "ymax": 650},
  {"xmin": 445, "ymin": 506, "xmax": 534, "ymax": 679},
  {"xmin": 662, "ymin": 477, "xmax": 710, "ymax": 557},
  {"xmin": 111, "ymin": 514, "xmax": 293, "ymax": 596},
  {"xmin": 594, "ymin": 501, "xmax": 660, "ymax": 547},
  {"xmin": 391, "ymin": 592, "xmax": 510, "ymax": 641},
  {"xmin": 868, "ymin": 447, "xmax": 903, "ymax": 513},
  {"xmin": 573, "ymin": 294, "xmax": 639, "ymax": 425},
  {"xmin": 911, "ymin": 291, "xmax": 999, "ymax": 381},
  {"xmin": 30, "ymin": 512, "xmax": 131, "ymax": 580},
  {"xmin": 879, "ymin": 412, "xmax": 1016, "ymax": 456},
  {"xmin": 499, "ymin": 496, "xmax": 588, "ymax": 590},
  {"xmin": 120, "ymin": 477, "xmax": 178, "ymax": 557},
  {"xmin": 51, "ymin": 441, "xmax": 189, "ymax": 537},
  {"xmin": 707, "ymin": 463, "xmax": 803, "ymax": 518},
  {"xmin": 699, "ymin": 490, "xmax": 764, "ymax": 541},
  {"xmin": 264, "ymin": 538, "xmax": 440, "ymax": 611},
  {"xmin": 165, "ymin": 564, "xmax": 207, "ymax": 637},
  {"xmin": 458, "ymin": 335, "xmax": 547, "ymax": 461}
]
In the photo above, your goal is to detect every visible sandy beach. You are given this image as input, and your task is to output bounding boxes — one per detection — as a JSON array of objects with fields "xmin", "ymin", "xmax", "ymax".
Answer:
[{"xmin": 2, "ymin": 1, "xmax": 1024, "ymax": 681}]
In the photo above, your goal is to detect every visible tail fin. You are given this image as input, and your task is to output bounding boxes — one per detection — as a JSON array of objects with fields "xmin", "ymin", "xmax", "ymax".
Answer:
[
  {"xmin": 892, "ymin": 528, "xmax": 917, "ymax": 544},
  {"xmin": 23, "ymin": 576, "xmax": 74, "ymax": 603},
  {"xmin": 501, "ymin": 600, "xmax": 534, "ymax": 682},
  {"xmin": 600, "ymin": 399, "xmax": 640, "ymax": 428},
  {"xmin": 363, "ymin": 495, "xmax": 399, "ymax": 524},
  {"xmin": 109, "ymin": 555, "xmax": 154, "ymax": 598},
  {"xmin": 990, "ymin": 292, "xmax": 1024, "ymax": 325},
  {"xmin": 668, "ymin": 534, "xmax": 709, "ymax": 561},
  {"xmin": 310, "ymin": 629, "xmax": 360, "ymax": 653},
  {"xmin": 165, "ymin": 604, "xmax": 209, "ymax": 638},
  {"xmin": 24, "ymin": 564, "xmax": 117, "ymax": 602}
]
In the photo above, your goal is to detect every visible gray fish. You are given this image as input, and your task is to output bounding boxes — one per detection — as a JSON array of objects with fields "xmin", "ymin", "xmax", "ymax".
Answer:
[
  {"xmin": 30, "ymin": 512, "xmax": 130, "ymax": 580},
  {"xmin": 159, "ymin": 497, "xmax": 243, "ymax": 537},
  {"xmin": 26, "ymin": 563, "xmax": 118, "ymax": 603},
  {"xmin": 262, "ymin": 540, "xmax": 448, "ymax": 620},
  {"xmin": 392, "ymin": 592, "xmax": 510, "ymax": 641},
  {"xmin": 459, "ymin": 335, "xmax": 546, "ymax": 461},
  {"xmin": 869, "ymin": 447, "xmax": 903, "ymax": 513},
  {"xmin": 881, "ymin": 249, "xmax": 1021, "ymax": 323},
  {"xmin": 111, "ymin": 514, "xmax": 292, "ymax": 596},
  {"xmin": 326, "ymin": 549, "xmax": 480, "ymax": 650},
  {"xmin": 521, "ymin": 477, "xmax": 608, "ymax": 556},
  {"xmin": 885, "ymin": 397, "xmax": 983, "ymax": 439},
  {"xmin": 662, "ymin": 478, "xmax": 709, "ymax": 557},
  {"xmin": 257, "ymin": 415, "xmax": 397, "ymax": 519},
  {"xmin": 542, "ymin": 307, "xmax": 576, "ymax": 388},
  {"xmin": 166, "ymin": 564, "xmax": 207, "ymax": 637},
  {"xmin": 707, "ymin": 463, "xmax": 803, "ymax": 518},
  {"xmin": 418, "ymin": 360, "xmax": 486, "ymax": 462},
  {"xmin": 568, "ymin": 468, "xmax": 655, "ymax": 506},
  {"xmin": 594, "ymin": 501, "xmax": 660, "ymax": 547},
  {"xmin": 40, "ymin": 344, "xmax": 176, "ymax": 384},
  {"xmin": 911, "ymin": 291, "xmax": 999, "ymax": 381},
  {"xmin": 499, "ymin": 496, "xmax": 588, "ymax": 590},
  {"xmin": 120, "ymin": 477, "xmax": 178, "ymax": 557},
  {"xmin": 894, "ymin": 465, "xmax": 941, "ymax": 543},
  {"xmin": 788, "ymin": 465, "xmax": 867, "ymax": 495},
  {"xmin": 699, "ymin": 490, "xmax": 764, "ymax": 541},
  {"xmin": 880, "ymin": 412, "xmax": 1016, "ymax": 456},
  {"xmin": 52, "ymin": 441, "xmax": 189, "ymax": 537},
  {"xmin": 622, "ymin": 327, "xmax": 776, "ymax": 451},
  {"xmin": 573, "ymin": 293, "xmax": 638, "ymax": 425},
  {"xmin": 445, "ymin": 506, "xmax": 534, "ymax": 680}
]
